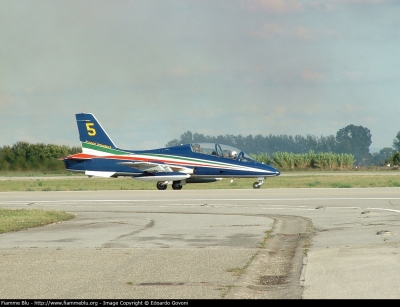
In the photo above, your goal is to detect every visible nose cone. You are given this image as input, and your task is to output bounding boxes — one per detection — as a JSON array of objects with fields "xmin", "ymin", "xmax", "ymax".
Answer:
[
  {"xmin": 272, "ymin": 167, "xmax": 280, "ymax": 176},
  {"xmin": 265, "ymin": 164, "xmax": 280, "ymax": 176}
]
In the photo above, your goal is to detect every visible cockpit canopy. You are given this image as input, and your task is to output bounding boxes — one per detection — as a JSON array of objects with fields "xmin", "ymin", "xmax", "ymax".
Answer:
[{"xmin": 190, "ymin": 143, "xmax": 257, "ymax": 162}]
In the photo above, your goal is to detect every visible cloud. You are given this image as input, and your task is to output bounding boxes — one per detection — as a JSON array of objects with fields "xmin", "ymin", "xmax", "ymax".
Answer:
[
  {"xmin": 241, "ymin": 0, "xmax": 303, "ymax": 14},
  {"xmin": 242, "ymin": 0, "xmax": 389, "ymax": 15},
  {"xmin": 249, "ymin": 23, "xmax": 285, "ymax": 39},
  {"xmin": 171, "ymin": 66, "xmax": 190, "ymax": 77},
  {"xmin": 301, "ymin": 70, "xmax": 324, "ymax": 82},
  {"xmin": 340, "ymin": 0, "xmax": 387, "ymax": 3},
  {"xmin": 250, "ymin": 23, "xmax": 318, "ymax": 41},
  {"xmin": 308, "ymin": 0, "xmax": 389, "ymax": 11},
  {"xmin": 0, "ymin": 95, "xmax": 12, "ymax": 107},
  {"xmin": 241, "ymin": 0, "xmax": 389, "ymax": 14},
  {"xmin": 293, "ymin": 26, "xmax": 316, "ymax": 40},
  {"xmin": 274, "ymin": 105, "xmax": 288, "ymax": 116}
]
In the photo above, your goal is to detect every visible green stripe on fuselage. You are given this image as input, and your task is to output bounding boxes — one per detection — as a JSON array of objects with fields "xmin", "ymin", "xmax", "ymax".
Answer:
[{"xmin": 82, "ymin": 142, "xmax": 128, "ymax": 155}]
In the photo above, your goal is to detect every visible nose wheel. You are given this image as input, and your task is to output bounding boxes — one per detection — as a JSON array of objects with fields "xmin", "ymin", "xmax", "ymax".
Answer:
[{"xmin": 253, "ymin": 178, "xmax": 265, "ymax": 189}]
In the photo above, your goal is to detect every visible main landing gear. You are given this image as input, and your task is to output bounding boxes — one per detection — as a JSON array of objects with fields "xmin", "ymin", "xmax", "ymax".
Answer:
[
  {"xmin": 253, "ymin": 178, "xmax": 265, "ymax": 189},
  {"xmin": 172, "ymin": 181, "xmax": 183, "ymax": 190},
  {"xmin": 156, "ymin": 181, "xmax": 168, "ymax": 190},
  {"xmin": 156, "ymin": 180, "xmax": 183, "ymax": 190}
]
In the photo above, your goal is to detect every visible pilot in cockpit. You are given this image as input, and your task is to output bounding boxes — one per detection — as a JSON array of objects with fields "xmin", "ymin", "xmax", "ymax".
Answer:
[{"xmin": 231, "ymin": 151, "xmax": 237, "ymax": 159}]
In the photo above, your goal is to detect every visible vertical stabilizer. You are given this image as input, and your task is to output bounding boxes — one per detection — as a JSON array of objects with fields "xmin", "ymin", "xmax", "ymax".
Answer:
[{"xmin": 75, "ymin": 113, "xmax": 117, "ymax": 155}]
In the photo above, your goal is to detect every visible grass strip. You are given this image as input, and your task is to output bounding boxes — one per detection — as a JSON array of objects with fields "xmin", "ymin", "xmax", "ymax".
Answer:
[
  {"xmin": 0, "ymin": 208, "xmax": 75, "ymax": 234},
  {"xmin": 1, "ymin": 174, "xmax": 400, "ymax": 191}
]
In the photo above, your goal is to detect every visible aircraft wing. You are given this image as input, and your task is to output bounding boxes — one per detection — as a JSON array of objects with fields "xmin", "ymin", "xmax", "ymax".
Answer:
[
  {"xmin": 135, "ymin": 172, "xmax": 190, "ymax": 182},
  {"xmin": 85, "ymin": 171, "xmax": 117, "ymax": 178},
  {"xmin": 118, "ymin": 161, "xmax": 189, "ymax": 173}
]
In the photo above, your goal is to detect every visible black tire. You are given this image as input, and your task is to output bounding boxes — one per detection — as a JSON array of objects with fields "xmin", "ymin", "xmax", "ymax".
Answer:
[
  {"xmin": 172, "ymin": 182, "xmax": 183, "ymax": 190},
  {"xmin": 253, "ymin": 182, "xmax": 261, "ymax": 189},
  {"xmin": 157, "ymin": 181, "xmax": 168, "ymax": 190}
]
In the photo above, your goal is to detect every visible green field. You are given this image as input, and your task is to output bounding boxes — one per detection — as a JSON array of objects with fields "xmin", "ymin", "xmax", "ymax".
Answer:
[{"xmin": 1, "ymin": 171, "xmax": 400, "ymax": 191}]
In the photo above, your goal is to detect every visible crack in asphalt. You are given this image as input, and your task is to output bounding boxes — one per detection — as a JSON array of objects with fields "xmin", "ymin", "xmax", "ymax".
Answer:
[{"xmin": 225, "ymin": 215, "xmax": 314, "ymax": 299}]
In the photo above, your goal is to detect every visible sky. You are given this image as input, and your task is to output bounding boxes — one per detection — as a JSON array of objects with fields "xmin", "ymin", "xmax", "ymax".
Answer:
[{"xmin": 1, "ymin": 0, "xmax": 400, "ymax": 153}]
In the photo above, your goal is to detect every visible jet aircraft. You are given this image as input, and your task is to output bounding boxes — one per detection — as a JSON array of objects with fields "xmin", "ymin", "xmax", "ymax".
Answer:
[{"xmin": 62, "ymin": 113, "xmax": 280, "ymax": 190}]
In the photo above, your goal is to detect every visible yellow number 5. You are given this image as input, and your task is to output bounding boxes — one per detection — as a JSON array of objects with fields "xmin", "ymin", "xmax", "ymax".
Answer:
[{"xmin": 86, "ymin": 123, "xmax": 96, "ymax": 136}]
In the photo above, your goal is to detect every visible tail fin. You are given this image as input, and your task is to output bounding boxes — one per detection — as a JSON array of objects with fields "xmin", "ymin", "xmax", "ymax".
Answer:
[{"xmin": 75, "ymin": 113, "xmax": 117, "ymax": 155}]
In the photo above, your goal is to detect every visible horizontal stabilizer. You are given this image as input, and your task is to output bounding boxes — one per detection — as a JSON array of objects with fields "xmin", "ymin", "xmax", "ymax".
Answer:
[
  {"xmin": 62, "ymin": 153, "xmax": 93, "ymax": 161},
  {"xmin": 85, "ymin": 171, "xmax": 116, "ymax": 178}
]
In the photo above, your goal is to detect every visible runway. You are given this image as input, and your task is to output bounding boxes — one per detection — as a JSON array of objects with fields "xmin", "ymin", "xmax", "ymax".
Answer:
[{"xmin": 1, "ymin": 188, "xmax": 400, "ymax": 299}]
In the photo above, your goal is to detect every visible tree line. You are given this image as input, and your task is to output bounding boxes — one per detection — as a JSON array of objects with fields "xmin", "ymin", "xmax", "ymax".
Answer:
[
  {"xmin": 252, "ymin": 151, "xmax": 355, "ymax": 170},
  {"xmin": 166, "ymin": 124, "xmax": 400, "ymax": 167},
  {"xmin": 0, "ymin": 141, "xmax": 80, "ymax": 172},
  {"xmin": 1, "ymin": 124, "xmax": 400, "ymax": 172}
]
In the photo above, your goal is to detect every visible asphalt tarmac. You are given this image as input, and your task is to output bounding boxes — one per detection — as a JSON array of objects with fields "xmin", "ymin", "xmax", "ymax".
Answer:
[{"xmin": 1, "ymin": 188, "xmax": 400, "ymax": 299}]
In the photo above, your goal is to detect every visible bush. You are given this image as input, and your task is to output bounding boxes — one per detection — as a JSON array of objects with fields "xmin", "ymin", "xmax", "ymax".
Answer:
[{"xmin": 0, "ymin": 142, "xmax": 81, "ymax": 172}]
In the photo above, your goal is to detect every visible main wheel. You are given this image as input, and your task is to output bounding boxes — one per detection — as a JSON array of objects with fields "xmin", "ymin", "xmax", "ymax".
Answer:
[
  {"xmin": 172, "ymin": 182, "xmax": 183, "ymax": 190},
  {"xmin": 253, "ymin": 182, "xmax": 261, "ymax": 189},
  {"xmin": 157, "ymin": 181, "xmax": 168, "ymax": 190}
]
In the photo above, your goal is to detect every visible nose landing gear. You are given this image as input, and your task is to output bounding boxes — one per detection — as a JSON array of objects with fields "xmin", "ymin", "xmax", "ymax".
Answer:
[{"xmin": 253, "ymin": 178, "xmax": 265, "ymax": 189}]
